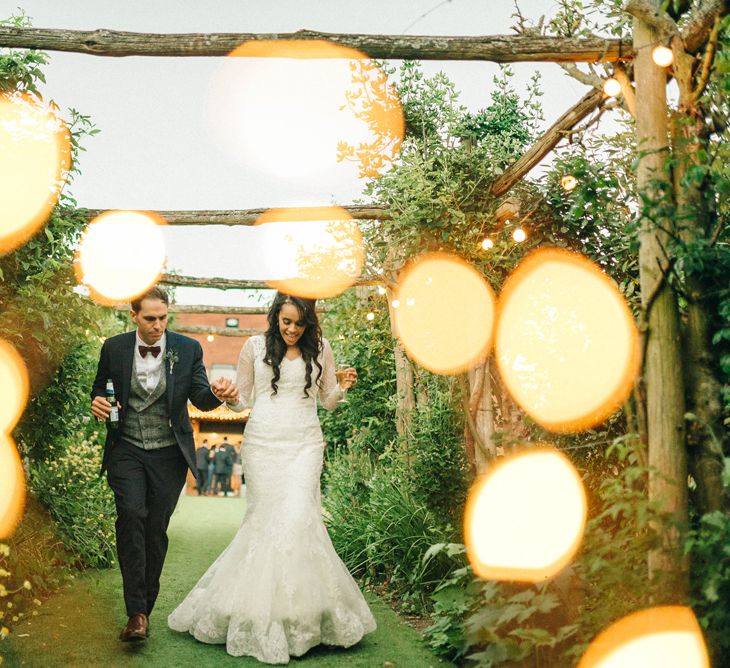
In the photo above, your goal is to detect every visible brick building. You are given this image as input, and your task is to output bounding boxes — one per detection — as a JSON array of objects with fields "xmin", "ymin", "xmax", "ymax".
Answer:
[{"xmin": 172, "ymin": 311, "xmax": 267, "ymax": 494}]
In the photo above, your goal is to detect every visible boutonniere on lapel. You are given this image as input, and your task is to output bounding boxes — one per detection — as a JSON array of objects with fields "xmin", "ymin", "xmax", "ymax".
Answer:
[{"xmin": 165, "ymin": 349, "xmax": 179, "ymax": 374}]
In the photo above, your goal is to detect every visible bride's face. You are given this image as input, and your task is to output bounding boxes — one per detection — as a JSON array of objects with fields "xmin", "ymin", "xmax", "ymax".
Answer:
[{"xmin": 278, "ymin": 303, "xmax": 306, "ymax": 347}]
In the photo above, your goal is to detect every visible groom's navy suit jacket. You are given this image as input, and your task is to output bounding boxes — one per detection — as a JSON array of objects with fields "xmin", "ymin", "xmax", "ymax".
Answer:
[{"xmin": 91, "ymin": 330, "xmax": 221, "ymax": 475}]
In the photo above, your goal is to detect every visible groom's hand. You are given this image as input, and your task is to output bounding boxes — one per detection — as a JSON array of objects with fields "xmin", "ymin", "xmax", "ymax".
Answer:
[
  {"xmin": 211, "ymin": 377, "xmax": 239, "ymax": 404},
  {"xmin": 91, "ymin": 396, "xmax": 117, "ymax": 421}
]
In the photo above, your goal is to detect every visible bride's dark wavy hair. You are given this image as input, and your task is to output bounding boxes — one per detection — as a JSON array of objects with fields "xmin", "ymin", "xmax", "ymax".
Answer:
[{"xmin": 264, "ymin": 292, "xmax": 323, "ymax": 398}]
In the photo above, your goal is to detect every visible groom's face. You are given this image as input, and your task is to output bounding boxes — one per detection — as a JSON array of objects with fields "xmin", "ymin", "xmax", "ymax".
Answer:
[{"xmin": 131, "ymin": 298, "xmax": 168, "ymax": 345}]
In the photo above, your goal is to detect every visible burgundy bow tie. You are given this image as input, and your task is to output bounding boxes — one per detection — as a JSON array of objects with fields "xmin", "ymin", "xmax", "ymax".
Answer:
[{"xmin": 138, "ymin": 345, "xmax": 161, "ymax": 358}]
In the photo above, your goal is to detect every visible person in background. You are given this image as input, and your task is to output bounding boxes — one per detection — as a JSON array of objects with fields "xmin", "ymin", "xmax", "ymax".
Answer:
[
  {"xmin": 195, "ymin": 439, "xmax": 210, "ymax": 496},
  {"xmin": 212, "ymin": 441, "xmax": 232, "ymax": 496},
  {"xmin": 204, "ymin": 443, "xmax": 216, "ymax": 495},
  {"xmin": 222, "ymin": 436, "xmax": 235, "ymax": 494},
  {"xmin": 232, "ymin": 442, "xmax": 243, "ymax": 496}
]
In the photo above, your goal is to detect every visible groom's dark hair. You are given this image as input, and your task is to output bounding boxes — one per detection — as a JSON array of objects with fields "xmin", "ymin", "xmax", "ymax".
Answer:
[{"xmin": 131, "ymin": 286, "xmax": 169, "ymax": 312}]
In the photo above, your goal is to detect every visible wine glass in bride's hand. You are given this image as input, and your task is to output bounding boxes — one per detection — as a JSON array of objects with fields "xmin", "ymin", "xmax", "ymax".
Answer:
[{"xmin": 336, "ymin": 363, "xmax": 354, "ymax": 404}]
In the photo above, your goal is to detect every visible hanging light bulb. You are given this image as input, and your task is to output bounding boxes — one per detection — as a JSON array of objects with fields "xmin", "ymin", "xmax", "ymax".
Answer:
[
  {"xmin": 602, "ymin": 77, "xmax": 622, "ymax": 98},
  {"xmin": 652, "ymin": 45, "xmax": 674, "ymax": 67},
  {"xmin": 366, "ymin": 311, "xmax": 375, "ymax": 321},
  {"xmin": 391, "ymin": 299, "xmax": 400, "ymax": 309},
  {"xmin": 377, "ymin": 285, "xmax": 387, "ymax": 296},
  {"xmin": 207, "ymin": 335, "xmax": 215, "ymax": 342},
  {"xmin": 513, "ymin": 228, "xmax": 527, "ymax": 243},
  {"xmin": 481, "ymin": 238, "xmax": 494, "ymax": 251},
  {"xmin": 561, "ymin": 175, "xmax": 578, "ymax": 192}
]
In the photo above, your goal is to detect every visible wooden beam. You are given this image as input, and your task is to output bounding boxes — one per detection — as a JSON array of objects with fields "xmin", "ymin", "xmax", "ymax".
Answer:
[
  {"xmin": 74, "ymin": 205, "xmax": 390, "ymax": 225},
  {"xmin": 172, "ymin": 325, "xmax": 263, "ymax": 337},
  {"xmin": 170, "ymin": 304, "xmax": 326, "ymax": 314},
  {"xmin": 0, "ymin": 27, "xmax": 628, "ymax": 62},
  {"xmin": 159, "ymin": 273, "xmax": 383, "ymax": 289},
  {"xmin": 490, "ymin": 88, "xmax": 604, "ymax": 197}
]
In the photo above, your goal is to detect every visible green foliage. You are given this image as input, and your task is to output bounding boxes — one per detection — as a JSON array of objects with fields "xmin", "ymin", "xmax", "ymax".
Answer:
[
  {"xmin": 686, "ymin": 502, "xmax": 730, "ymax": 666},
  {"xmin": 425, "ymin": 557, "xmax": 578, "ymax": 667},
  {"xmin": 28, "ymin": 431, "xmax": 116, "ymax": 568},
  {"xmin": 409, "ymin": 373, "xmax": 470, "ymax": 522},
  {"xmin": 323, "ymin": 447, "xmax": 460, "ymax": 613},
  {"xmin": 364, "ymin": 62, "xmax": 545, "ymax": 282},
  {"xmin": 319, "ymin": 289, "xmax": 397, "ymax": 457}
]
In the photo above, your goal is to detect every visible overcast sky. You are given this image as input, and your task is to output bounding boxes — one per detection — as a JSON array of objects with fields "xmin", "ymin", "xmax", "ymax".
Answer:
[{"xmin": 2, "ymin": 0, "xmax": 602, "ymax": 305}]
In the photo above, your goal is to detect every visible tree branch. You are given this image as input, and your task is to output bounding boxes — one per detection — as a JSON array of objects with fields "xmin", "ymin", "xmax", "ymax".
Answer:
[
  {"xmin": 490, "ymin": 88, "xmax": 604, "ymax": 196},
  {"xmin": 0, "ymin": 26, "xmax": 628, "ymax": 62},
  {"xmin": 623, "ymin": 0, "xmax": 680, "ymax": 36},
  {"xmin": 682, "ymin": 0, "xmax": 730, "ymax": 54},
  {"xmin": 690, "ymin": 15, "xmax": 722, "ymax": 103}
]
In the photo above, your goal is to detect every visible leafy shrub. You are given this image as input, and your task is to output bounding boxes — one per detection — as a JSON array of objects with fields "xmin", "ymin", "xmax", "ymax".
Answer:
[
  {"xmin": 409, "ymin": 372, "xmax": 470, "ymax": 523},
  {"xmin": 323, "ymin": 447, "xmax": 459, "ymax": 612},
  {"xmin": 687, "ymin": 471, "xmax": 730, "ymax": 666},
  {"xmin": 425, "ymin": 554, "xmax": 578, "ymax": 666},
  {"xmin": 28, "ymin": 432, "xmax": 116, "ymax": 568}
]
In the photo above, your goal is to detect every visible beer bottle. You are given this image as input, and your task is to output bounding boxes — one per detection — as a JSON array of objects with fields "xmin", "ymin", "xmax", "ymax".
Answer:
[{"xmin": 106, "ymin": 379, "xmax": 119, "ymax": 429}]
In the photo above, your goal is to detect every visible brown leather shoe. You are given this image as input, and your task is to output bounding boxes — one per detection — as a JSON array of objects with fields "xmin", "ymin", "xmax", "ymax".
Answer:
[{"xmin": 119, "ymin": 613, "xmax": 149, "ymax": 642}]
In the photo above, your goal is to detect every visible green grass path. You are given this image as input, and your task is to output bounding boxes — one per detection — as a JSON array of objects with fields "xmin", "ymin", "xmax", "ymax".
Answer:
[{"xmin": 6, "ymin": 495, "xmax": 453, "ymax": 668}]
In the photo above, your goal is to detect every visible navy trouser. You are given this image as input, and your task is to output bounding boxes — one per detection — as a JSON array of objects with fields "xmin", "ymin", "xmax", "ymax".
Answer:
[{"xmin": 106, "ymin": 440, "xmax": 188, "ymax": 617}]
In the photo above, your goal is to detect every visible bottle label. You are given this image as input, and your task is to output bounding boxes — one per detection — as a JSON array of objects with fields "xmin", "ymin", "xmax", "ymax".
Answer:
[{"xmin": 109, "ymin": 406, "xmax": 119, "ymax": 423}]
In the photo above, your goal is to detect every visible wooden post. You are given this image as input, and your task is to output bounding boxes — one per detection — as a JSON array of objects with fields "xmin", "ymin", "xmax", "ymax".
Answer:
[{"xmin": 633, "ymin": 4, "xmax": 688, "ymax": 598}]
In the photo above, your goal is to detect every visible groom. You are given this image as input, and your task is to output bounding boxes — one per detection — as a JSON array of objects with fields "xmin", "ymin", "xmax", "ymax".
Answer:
[{"xmin": 90, "ymin": 286, "xmax": 238, "ymax": 642}]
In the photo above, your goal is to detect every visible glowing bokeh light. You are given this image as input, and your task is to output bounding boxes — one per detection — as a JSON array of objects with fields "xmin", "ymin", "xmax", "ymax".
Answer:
[
  {"xmin": 0, "ymin": 435, "xmax": 26, "ymax": 539},
  {"xmin": 561, "ymin": 175, "xmax": 578, "ymax": 191},
  {"xmin": 512, "ymin": 228, "xmax": 527, "ymax": 243},
  {"xmin": 256, "ymin": 207, "xmax": 364, "ymax": 299},
  {"xmin": 394, "ymin": 253, "xmax": 495, "ymax": 375},
  {"xmin": 578, "ymin": 606, "xmax": 709, "ymax": 668},
  {"xmin": 207, "ymin": 335, "xmax": 215, "ymax": 343},
  {"xmin": 377, "ymin": 286, "xmax": 387, "ymax": 296},
  {"xmin": 652, "ymin": 45, "xmax": 674, "ymax": 68},
  {"xmin": 0, "ymin": 94, "xmax": 71, "ymax": 253},
  {"xmin": 391, "ymin": 299, "xmax": 400, "ymax": 309},
  {"xmin": 495, "ymin": 248, "xmax": 640, "ymax": 432},
  {"xmin": 0, "ymin": 339, "xmax": 30, "ymax": 433},
  {"xmin": 75, "ymin": 211, "xmax": 167, "ymax": 306},
  {"xmin": 464, "ymin": 447, "xmax": 586, "ymax": 582},
  {"xmin": 207, "ymin": 40, "xmax": 404, "ymax": 180},
  {"xmin": 366, "ymin": 312, "xmax": 375, "ymax": 321},
  {"xmin": 481, "ymin": 238, "xmax": 494, "ymax": 251},
  {"xmin": 602, "ymin": 77, "xmax": 622, "ymax": 97}
]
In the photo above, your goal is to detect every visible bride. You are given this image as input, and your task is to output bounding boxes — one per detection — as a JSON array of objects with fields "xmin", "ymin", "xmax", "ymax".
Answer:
[{"xmin": 168, "ymin": 292, "xmax": 376, "ymax": 663}]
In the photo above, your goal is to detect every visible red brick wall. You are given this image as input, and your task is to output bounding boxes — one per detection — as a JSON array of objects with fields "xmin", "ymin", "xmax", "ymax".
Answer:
[{"xmin": 172, "ymin": 313, "xmax": 267, "ymax": 371}]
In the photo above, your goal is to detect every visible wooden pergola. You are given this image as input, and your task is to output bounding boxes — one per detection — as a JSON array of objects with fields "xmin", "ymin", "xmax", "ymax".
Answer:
[{"xmin": 4, "ymin": 0, "xmax": 727, "ymax": 591}]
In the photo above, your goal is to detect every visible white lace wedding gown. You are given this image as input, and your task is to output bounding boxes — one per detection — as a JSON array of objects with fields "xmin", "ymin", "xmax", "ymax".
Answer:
[{"xmin": 168, "ymin": 335, "xmax": 376, "ymax": 664}]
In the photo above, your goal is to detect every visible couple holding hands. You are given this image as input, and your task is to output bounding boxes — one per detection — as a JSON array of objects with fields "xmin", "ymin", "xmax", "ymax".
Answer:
[{"xmin": 90, "ymin": 286, "xmax": 373, "ymax": 664}]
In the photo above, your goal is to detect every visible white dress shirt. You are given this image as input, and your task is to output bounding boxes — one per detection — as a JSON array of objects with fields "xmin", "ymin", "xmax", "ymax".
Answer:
[{"xmin": 134, "ymin": 331, "xmax": 166, "ymax": 393}]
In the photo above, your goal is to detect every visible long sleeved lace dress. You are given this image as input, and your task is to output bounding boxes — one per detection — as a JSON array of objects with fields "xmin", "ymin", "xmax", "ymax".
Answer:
[{"xmin": 168, "ymin": 335, "xmax": 376, "ymax": 664}]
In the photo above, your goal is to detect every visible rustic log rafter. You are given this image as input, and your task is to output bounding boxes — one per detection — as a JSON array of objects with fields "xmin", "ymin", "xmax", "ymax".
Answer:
[
  {"xmin": 0, "ymin": 26, "xmax": 628, "ymax": 62},
  {"xmin": 159, "ymin": 273, "xmax": 384, "ymax": 289},
  {"xmin": 74, "ymin": 205, "xmax": 391, "ymax": 225},
  {"xmin": 172, "ymin": 324, "xmax": 263, "ymax": 337},
  {"xmin": 112, "ymin": 303, "xmax": 328, "ymax": 315}
]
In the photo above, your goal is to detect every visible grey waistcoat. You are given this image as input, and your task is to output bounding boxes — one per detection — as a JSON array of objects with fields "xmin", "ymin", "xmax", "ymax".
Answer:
[{"xmin": 119, "ymin": 365, "xmax": 177, "ymax": 451}]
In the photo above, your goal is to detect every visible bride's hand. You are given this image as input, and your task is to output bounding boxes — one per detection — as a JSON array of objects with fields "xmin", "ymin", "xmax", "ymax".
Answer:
[
  {"xmin": 336, "ymin": 367, "xmax": 358, "ymax": 390},
  {"xmin": 212, "ymin": 377, "xmax": 239, "ymax": 403}
]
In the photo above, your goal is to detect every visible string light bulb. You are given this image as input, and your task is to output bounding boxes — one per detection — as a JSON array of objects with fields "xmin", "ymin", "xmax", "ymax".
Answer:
[
  {"xmin": 602, "ymin": 77, "xmax": 622, "ymax": 98},
  {"xmin": 366, "ymin": 311, "xmax": 375, "ymax": 321},
  {"xmin": 481, "ymin": 238, "xmax": 494, "ymax": 251},
  {"xmin": 377, "ymin": 285, "xmax": 387, "ymax": 295},
  {"xmin": 513, "ymin": 228, "xmax": 527, "ymax": 243},
  {"xmin": 652, "ymin": 45, "xmax": 674, "ymax": 68},
  {"xmin": 561, "ymin": 175, "xmax": 578, "ymax": 192},
  {"xmin": 391, "ymin": 299, "xmax": 400, "ymax": 309},
  {"xmin": 207, "ymin": 335, "xmax": 215, "ymax": 342}
]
